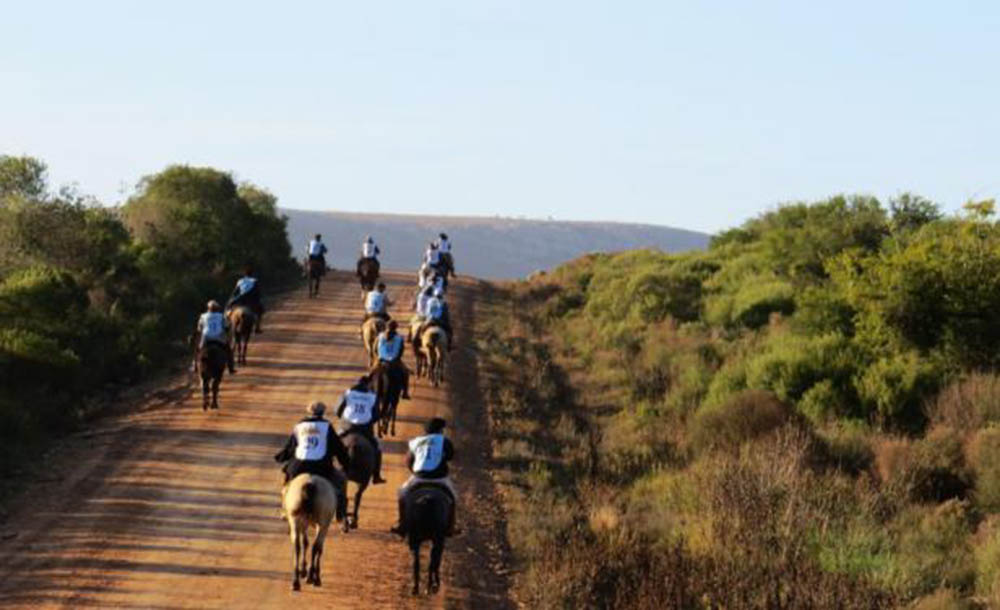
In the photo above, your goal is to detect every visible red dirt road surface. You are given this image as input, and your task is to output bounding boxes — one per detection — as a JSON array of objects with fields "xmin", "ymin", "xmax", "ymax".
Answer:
[{"xmin": 0, "ymin": 272, "xmax": 512, "ymax": 609}]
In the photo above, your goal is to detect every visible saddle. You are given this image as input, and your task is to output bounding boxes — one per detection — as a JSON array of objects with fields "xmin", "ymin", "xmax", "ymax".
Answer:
[{"xmin": 407, "ymin": 481, "xmax": 455, "ymax": 509}]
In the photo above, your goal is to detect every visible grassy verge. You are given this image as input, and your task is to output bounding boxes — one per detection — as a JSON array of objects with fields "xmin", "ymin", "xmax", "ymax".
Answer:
[{"xmin": 476, "ymin": 279, "xmax": 1000, "ymax": 609}]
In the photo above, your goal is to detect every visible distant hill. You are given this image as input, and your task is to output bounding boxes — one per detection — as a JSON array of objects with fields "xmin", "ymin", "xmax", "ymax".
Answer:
[{"xmin": 282, "ymin": 209, "xmax": 710, "ymax": 279}]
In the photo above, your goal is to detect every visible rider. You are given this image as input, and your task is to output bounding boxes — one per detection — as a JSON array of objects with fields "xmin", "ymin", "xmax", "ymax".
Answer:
[
  {"xmin": 437, "ymin": 233, "xmax": 454, "ymax": 276},
  {"xmin": 363, "ymin": 282, "xmax": 391, "ymax": 322},
  {"xmin": 229, "ymin": 264, "xmax": 263, "ymax": 334},
  {"xmin": 335, "ymin": 375, "xmax": 387, "ymax": 485},
  {"xmin": 361, "ymin": 235, "xmax": 380, "ymax": 261},
  {"xmin": 390, "ymin": 417, "xmax": 458, "ymax": 537},
  {"xmin": 306, "ymin": 233, "xmax": 328, "ymax": 274},
  {"xmin": 194, "ymin": 300, "xmax": 236, "ymax": 374},
  {"xmin": 274, "ymin": 401, "xmax": 351, "ymax": 521},
  {"xmin": 376, "ymin": 320, "xmax": 411, "ymax": 400},
  {"xmin": 416, "ymin": 287, "xmax": 453, "ymax": 350},
  {"xmin": 424, "ymin": 241, "xmax": 442, "ymax": 271}
]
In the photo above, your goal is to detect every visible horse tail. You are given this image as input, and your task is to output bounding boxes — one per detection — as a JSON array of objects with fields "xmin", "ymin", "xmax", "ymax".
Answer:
[{"xmin": 299, "ymin": 480, "xmax": 316, "ymax": 515}]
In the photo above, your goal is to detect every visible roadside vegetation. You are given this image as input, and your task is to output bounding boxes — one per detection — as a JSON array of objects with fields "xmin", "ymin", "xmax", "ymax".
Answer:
[
  {"xmin": 479, "ymin": 194, "xmax": 1000, "ymax": 608},
  {"xmin": 0, "ymin": 155, "xmax": 296, "ymax": 476}
]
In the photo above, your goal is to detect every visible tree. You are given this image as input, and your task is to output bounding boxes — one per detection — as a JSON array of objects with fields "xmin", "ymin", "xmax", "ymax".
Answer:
[{"xmin": 0, "ymin": 155, "xmax": 48, "ymax": 202}]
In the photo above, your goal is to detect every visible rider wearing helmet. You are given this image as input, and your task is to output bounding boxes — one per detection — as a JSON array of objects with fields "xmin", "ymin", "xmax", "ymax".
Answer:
[
  {"xmin": 228, "ymin": 264, "xmax": 264, "ymax": 333},
  {"xmin": 363, "ymin": 282, "xmax": 391, "ymax": 322},
  {"xmin": 415, "ymin": 287, "xmax": 452, "ymax": 350},
  {"xmin": 376, "ymin": 320, "xmax": 411, "ymax": 400},
  {"xmin": 424, "ymin": 241, "xmax": 442, "ymax": 270},
  {"xmin": 390, "ymin": 417, "xmax": 458, "ymax": 537},
  {"xmin": 361, "ymin": 235, "xmax": 380, "ymax": 260},
  {"xmin": 437, "ymin": 233, "xmax": 454, "ymax": 277},
  {"xmin": 274, "ymin": 401, "xmax": 351, "ymax": 521},
  {"xmin": 306, "ymin": 233, "xmax": 328, "ymax": 275},
  {"xmin": 194, "ymin": 300, "xmax": 236, "ymax": 374},
  {"xmin": 335, "ymin": 375, "xmax": 387, "ymax": 485}
]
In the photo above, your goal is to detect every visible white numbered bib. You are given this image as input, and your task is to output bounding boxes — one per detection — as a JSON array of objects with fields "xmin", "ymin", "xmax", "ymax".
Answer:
[
  {"xmin": 294, "ymin": 421, "xmax": 330, "ymax": 460},
  {"xmin": 201, "ymin": 312, "xmax": 225, "ymax": 339},
  {"xmin": 342, "ymin": 390, "xmax": 376, "ymax": 425},
  {"xmin": 409, "ymin": 434, "xmax": 444, "ymax": 473}
]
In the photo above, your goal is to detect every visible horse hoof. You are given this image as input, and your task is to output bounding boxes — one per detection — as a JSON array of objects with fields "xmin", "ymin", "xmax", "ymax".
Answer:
[
  {"xmin": 412, "ymin": 587, "xmax": 420, "ymax": 596},
  {"xmin": 350, "ymin": 521, "xmax": 358, "ymax": 530},
  {"xmin": 292, "ymin": 581, "xmax": 301, "ymax": 592},
  {"xmin": 313, "ymin": 577, "xmax": 322, "ymax": 587}
]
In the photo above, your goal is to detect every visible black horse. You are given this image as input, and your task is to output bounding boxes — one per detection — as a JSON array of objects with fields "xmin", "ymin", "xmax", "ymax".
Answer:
[
  {"xmin": 406, "ymin": 485, "xmax": 450, "ymax": 596},
  {"xmin": 307, "ymin": 258, "xmax": 325, "ymax": 298},
  {"xmin": 374, "ymin": 363, "xmax": 404, "ymax": 438},
  {"xmin": 357, "ymin": 257, "xmax": 380, "ymax": 292}
]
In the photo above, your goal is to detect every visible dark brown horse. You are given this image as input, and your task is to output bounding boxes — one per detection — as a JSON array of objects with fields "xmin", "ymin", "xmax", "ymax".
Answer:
[
  {"xmin": 227, "ymin": 306, "xmax": 256, "ymax": 365},
  {"xmin": 342, "ymin": 431, "xmax": 375, "ymax": 530},
  {"xmin": 356, "ymin": 257, "xmax": 380, "ymax": 292},
  {"xmin": 307, "ymin": 258, "xmax": 324, "ymax": 298},
  {"xmin": 199, "ymin": 343, "xmax": 227, "ymax": 410},
  {"xmin": 406, "ymin": 485, "xmax": 450, "ymax": 596},
  {"xmin": 374, "ymin": 362, "xmax": 404, "ymax": 438}
]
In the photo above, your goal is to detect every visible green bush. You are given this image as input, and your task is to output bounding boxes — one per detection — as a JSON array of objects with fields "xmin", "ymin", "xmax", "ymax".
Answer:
[
  {"xmin": 690, "ymin": 390, "xmax": 803, "ymax": 454},
  {"xmin": 970, "ymin": 426, "xmax": 1000, "ymax": 513},
  {"xmin": 855, "ymin": 351, "xmax": 941, "ymax": 430}
]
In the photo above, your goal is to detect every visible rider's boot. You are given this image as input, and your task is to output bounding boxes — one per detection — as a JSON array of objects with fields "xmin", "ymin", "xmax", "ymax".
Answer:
[{"xmin": 372, "ymin": 449, "xmax": 387, "ymax": 485}]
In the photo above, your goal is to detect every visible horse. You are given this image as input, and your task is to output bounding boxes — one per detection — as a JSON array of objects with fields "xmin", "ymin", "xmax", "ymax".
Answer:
[
  {"xmin": 420, "ymin": 326, "xmax": 448, "ymax": 387},
  {"xmin": 373, "ymin": 362, "xmax": 404, "ymax": 438},
  {"xmin": 307, "ymin": 258, "xmax": 325, "ymax": 298},
  {"xmin": 342, "ymin": 431, "xmax": 376, "ymax": 530},
  {"xmin": 282, "ymin": 474, "xmax": 337, "ymax": 591},
  {"xmin": 227, "ymin": 306, "xmax": 256, "ymax": 366},
  {"xmin": 198, "ymin": 342, "xmax": 227, "ymax": 410},
  {"xmin": 357, "ymin": 257, "xmax": 380, "ymax": 292},
  {"xmin": 361, "ymin": 316, "xmax": 387, "ymax": 368},
  {"xmin": 405, "ymin": 485, "xmax": 450, "ymax": 596}
]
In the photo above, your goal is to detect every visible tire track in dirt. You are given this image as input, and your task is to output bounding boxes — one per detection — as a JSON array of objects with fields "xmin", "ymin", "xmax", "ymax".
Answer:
[{"xmin": 0, "ymin": 271, "xmax": 512, "ymax": 609}]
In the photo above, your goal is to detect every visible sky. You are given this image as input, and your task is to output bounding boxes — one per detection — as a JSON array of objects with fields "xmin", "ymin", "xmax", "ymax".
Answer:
[{"xmin": 2, "ymin": 1, "xmax": 998, "ymax": 234}]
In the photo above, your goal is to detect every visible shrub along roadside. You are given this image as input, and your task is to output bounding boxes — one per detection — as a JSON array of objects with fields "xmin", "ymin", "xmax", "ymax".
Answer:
[{"xmin": 0, "ymin": 156, "xmax": 298, "ymax": 479}]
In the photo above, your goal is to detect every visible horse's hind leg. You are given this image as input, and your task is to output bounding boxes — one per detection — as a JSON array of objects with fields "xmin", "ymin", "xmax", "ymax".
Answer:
[
  {"xmin": 352, "ymin": 485, "xmax": 366, "ymax": 530},
  {"xmin": 411, "ymin": 544, "xmax": 421, "ymax": 596},
  {"xmin": 211, "ymin": 377, "xmax": 220, "ymax": 409},
  {"xmin": 291, "ymin": 527, "xmax": 302, "ymax": 591},
  {"xmin": 429, "ymin": 538, "xmax": 444, "ymax": 594},
  {"xmin": 201, "ymin": 378, "xmax": 209, "ymax": 411},
  {"xmin": 310, "ymin": 524, "xmax": 329, "ymax": 587}
]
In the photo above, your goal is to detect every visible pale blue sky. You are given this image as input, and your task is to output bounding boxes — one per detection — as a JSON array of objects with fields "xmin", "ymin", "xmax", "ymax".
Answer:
[{"xmin": 2, "ymin": 1, "xmax": 997, "ymax": 233}]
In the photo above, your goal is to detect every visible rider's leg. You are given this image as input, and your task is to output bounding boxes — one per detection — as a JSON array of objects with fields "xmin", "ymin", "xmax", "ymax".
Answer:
[{"xmin": 390, "ymin": 476, "xmax": 415, "ymax": 535}]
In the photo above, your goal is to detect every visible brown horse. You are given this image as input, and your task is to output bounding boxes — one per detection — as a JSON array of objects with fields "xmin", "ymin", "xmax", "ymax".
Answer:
[
  {"xmin": 373, "ymin": 362, "xmax": 404, "ymax": 438},
  {"xmin": 420, "ymin": 326, "xmax": 448, "ymax": 387},
  {"xmin": 357, "ymin": 257, "xmax": 380, "ymax": 292},
  {"xmin": 361, "ymin": 316, "xmax": 386, "ymax": 368},
  {"xmin": 227, "ymin": 306, "xmax": 256, "ymax": 366},
  {"xmin": 342, "ymin": 432, "xmax": 375, "ymax": 530},
  {"xmin": 307, "ymin": 258, "xmax": 324, "ymax": 298},
  {"xmin": 405, "ymin": 484, "xmax": 450, "ymax": 596},
  {"xmin": 199, "ymin": 342, "xmax": 227, "ymax": 410},
  {"xmin": 282, "ymin": 474, "xmax": 337, "ymax": 591}
]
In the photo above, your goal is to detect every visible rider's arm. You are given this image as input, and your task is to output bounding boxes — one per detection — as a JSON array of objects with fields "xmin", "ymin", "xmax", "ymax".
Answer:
[
  {"xmin": 274, "ymin": 434, "xmax": 297, "ymax": 463},
  {"xmin": 335, "ymin": 394, "xmax": 347, "ymax": 418},
  {"xmin": 406, "ymin": 451, "xmax": 415, "ymax": 472},
  {"xmin": 443, "ymin": 438, "xmax": 455, "ymax": 462}
]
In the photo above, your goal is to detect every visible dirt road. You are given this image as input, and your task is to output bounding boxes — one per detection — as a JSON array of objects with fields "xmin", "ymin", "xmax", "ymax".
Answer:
[{"xmin": 0, "ymin": 272, "xmax": 512, "ymax": 609}]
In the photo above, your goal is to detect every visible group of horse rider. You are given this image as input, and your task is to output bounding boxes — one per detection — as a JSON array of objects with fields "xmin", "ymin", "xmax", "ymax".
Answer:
[
  {"xmin": 192, "ymin": 264, "xmax": 265, "ymax": 374},
  {"xmin": 280, "ymin": 232, "xmax": 458, "ymax": 538},
  {"xmin": 190, "ymin": 232, "xmax": 460, "ymax": 538}
]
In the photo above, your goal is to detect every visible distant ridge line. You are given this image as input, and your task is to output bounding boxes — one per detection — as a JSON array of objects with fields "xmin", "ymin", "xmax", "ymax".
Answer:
[{"xmin": 281, "ymin": 208, "xmax": 710, "ymax": 279}]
